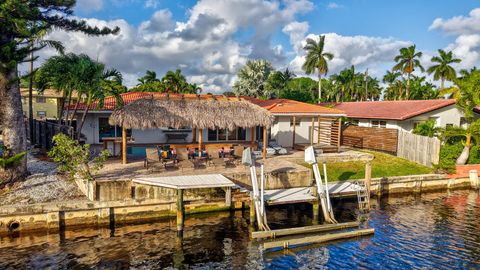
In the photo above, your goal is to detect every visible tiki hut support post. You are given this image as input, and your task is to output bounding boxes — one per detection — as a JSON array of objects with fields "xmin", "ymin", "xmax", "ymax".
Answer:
[
  {"xmin": 310, "ymin": 117, "xmax": 315, "ymax": 146},
  {"xmin": 292, "ymin": 116, "xmax": 296, "ymax": 148},
  {"xmin": 317, "ymin": 117, "xmax": 321, "ymax": 145},
  {"xmin": 198, "ymin": 129, "xmax": 203, "ymax": 157},
  {"xmin": 262, "ymin": 126, "xmax": 267, "ymax": 160},
  {"xmin": 122, "ymin": 127, "xmax": 127, "ymax": 164},
  {"xmin": 176, "ymin": 189, "xmax": 184, "ymax": 232},
  {"xmin": 337, "ymin": 118, "xmax": 342, "ymax": 151},
  {"xmin": 251, "ymin": 127, "xmax": 255, "ymax": 147},
  {"xmin": 192, "ymin": 128, "xmax": 197, "ymax": 143}
]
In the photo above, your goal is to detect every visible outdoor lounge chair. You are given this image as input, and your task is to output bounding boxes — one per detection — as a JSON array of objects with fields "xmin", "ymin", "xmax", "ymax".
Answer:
[
  {"xmin": 207, "ymin": 147, "xmax": 227, "ymax": 168},
  {"xmin": 144, "ymin": 147, "xmax": 162, "ymax": 170},
  {"xmin": 233, "ymin": 145, "xmax": 245, "ymax": 164},
  {"xmin": 176, "ymin": 148, "xmax": 195, "ymax": 171}
]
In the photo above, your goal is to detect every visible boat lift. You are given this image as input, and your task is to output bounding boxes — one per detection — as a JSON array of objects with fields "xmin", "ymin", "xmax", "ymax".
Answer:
[{"xmin": 243, "ymin": 146, "xmax": 374, "ymax": 250}]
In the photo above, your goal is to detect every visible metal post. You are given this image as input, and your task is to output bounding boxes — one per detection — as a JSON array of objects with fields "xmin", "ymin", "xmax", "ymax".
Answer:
[{"xmin": 260, "ymin": 164, "xmax": 265, "ymax": 216}]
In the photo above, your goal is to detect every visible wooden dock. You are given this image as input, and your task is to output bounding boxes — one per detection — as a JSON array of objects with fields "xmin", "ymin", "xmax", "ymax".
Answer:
[{"xmin": 263, "ymin": 181, "xmax": 361, "ymax": 205}]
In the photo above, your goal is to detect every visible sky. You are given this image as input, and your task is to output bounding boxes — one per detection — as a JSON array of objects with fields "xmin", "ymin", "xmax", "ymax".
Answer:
[{"xmin": 32, "ymin": 0, "xmax": 480, "ymax": 93}]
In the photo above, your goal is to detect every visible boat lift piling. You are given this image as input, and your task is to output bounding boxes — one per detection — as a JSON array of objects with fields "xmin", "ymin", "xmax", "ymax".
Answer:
[{"xmin": 243, "ymin": 146, "xmax": 374, "ymax": 249}]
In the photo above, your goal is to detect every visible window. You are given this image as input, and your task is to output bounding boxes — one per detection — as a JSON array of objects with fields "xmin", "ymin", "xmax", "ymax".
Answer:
[
  {"xmin": 98, "ymin": 117, "xmax": 125, "ymax": 141},
  {"xmin": 208, "ymin": 129, "xmax": 217, "ymax": 141},
  {"xmin": 207, "ymin": 128, "xmax": 248, "ymax": 141},
  {"xmin": 36, "ymin": 97, "xmax": 46, "ymax": 103},
  {"xmin": 371, "ymin": 120, "xmax": 386, "ymax": 128},
  {"xmin": 37, "ymin": 111, "xmax": 46, "ymax": 118},
  {"xmin": 290, "ymin": 118, "xmax": 301, "ymax": 127},
  {"xmin": 218, "ymin": 129, "xmax": 227, "ymax": 141},
  {"xmin": 237, "ymin": 128, "xmax": 246, "ymax": 140}
]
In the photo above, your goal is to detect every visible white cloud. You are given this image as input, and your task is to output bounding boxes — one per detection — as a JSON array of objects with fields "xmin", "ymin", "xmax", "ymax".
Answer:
[
  {"xmin": 326, "ymin": 2, "xmax": 342, "ymax": 9},
  {"xmin": 430, "ymin": 8, "xmax": 480, "ymax": 71},
  {"xmin": 144, "ymin": 0, "xmax": 159, "ymax": 9},
  {"xmin": 76, "ymin": 0, "xmax": 104, "ymax": 12},
  {"xmin": 429, "ymin": 8, "xmax": 480, "ymax": 35},
  {"xmin": 286, "ymin": 32, "xmax": 411, "ymax": 78},
  {"xmin": 36, "ymin": 0, "xmax": 314, "ymax": 93}
]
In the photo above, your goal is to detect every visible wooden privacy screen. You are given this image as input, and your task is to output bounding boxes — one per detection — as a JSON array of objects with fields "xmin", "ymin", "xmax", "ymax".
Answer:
[{"xmin": 341, "ymin": 125, "xmax": 398, "ymax": 154}]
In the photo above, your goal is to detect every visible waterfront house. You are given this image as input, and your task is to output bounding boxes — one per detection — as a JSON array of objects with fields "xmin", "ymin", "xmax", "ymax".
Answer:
[
  {"xmin": 327, "ymin": 99, "xmax": 478, "ymax": 132},
  {"xmin": 20, "ymin": 89, "xmax": 73, "ymax": 120},
  {"xmin": 71, "ymin": 92, "xmax": 345, "ymax": 155}
]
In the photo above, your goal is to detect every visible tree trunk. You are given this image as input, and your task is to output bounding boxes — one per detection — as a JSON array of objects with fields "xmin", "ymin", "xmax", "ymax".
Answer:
[
  {"xmin": 68, "ymin": 98, "xmax": 81, "ymax": 127},
  {"xmin": 28, "ymin": 50, "xmax": 34, "ymax": 142},
  {"xmin": 0, "ymin": 68, "xmax": 28, "ymax": 183},
  {"xmin": 58, "ymin": 92, "xmax": 66, "ymax": 125},
  {"xmin": 456, "ymin": 134, "xmax": 471, "ymax": 165},
  {"xmin": 318, "ymin": 74, "xmax": 322, "ymax": 103},
  {"xmin": 77, "ymin": 97, "xmax": 92, "ymax": 139},
  {"xmin": 406, "ymin": 73, "xmax": 410, "ymax": 99},
  {"xmin": 441, "ymin": 77, "xmax": 445, "ymax": 91},
  {"xmin": 64, "ymin": 88, "xmax": 73, "ymax": 124}
]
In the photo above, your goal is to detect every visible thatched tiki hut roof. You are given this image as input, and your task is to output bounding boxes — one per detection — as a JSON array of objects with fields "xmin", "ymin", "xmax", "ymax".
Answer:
[
  {"xmin": 109, "ymin": 94, "xmax": 274, "ymax": 130},
  {"xmin": 109, "ymin": 94, "xmax": 274, "ymax": 164}
]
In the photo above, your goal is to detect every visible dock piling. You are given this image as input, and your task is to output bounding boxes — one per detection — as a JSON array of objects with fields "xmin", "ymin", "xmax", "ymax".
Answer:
[
  {"xmin": 176, "ymin": 189, "xmax": 184, "ymax": 232},
  {"xmin": 312, "ymin": 201, "xmax": 320, "ymax": 225}
]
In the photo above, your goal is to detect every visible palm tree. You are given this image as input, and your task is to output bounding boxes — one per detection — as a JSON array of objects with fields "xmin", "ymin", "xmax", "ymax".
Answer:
[
  {"xmin": 393, "ymin": 45, "xmax": 424, "ymax": 98},
  {"xmin": 427, "ymin": 49, "xmax": 461, "ymax": 90},
  {"xmin": 302, "ymin": 35, "xmax": 334, "ymax": 102},
  {"xmin": 162, "ymin": 69, "xmax": 188, "ymax": 93},
  {"xmin": 450, "ymin": 69, "xmax": 480, "ymax": 164},
  {"xmin": 137, "ymin": 70, "xmax": 159, "ymax": 85},
  {"xmin": 76, "ymin": 57, "xmax": 124, "ymax": 138},
  {"xmin": 233, "ymin": 59, "xmax": 274, "ymax": 98},
  {"xmin": 38, "ymin": 53, "xmax": 80, "ymax": 124}
]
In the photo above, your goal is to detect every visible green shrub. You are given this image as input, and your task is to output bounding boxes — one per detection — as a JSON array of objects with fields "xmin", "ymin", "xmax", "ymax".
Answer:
[
  {"xmin": 436, "ymin": 143, "xmax": 464, "ymax": 173},
  {"xmin": 48, "ymin": 134, "xmax": 109, "ymax": 181},
  {"xmin": 0, "ymin": 145, "xmax": 26, "ymax": 169},
  {"xmin": 468, "ymin": 145, "xmax": 480, "ymax": 164}
]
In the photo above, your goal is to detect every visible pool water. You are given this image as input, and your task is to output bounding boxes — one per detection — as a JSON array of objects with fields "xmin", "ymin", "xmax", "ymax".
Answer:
[{"xmin": 0, "ymin": 189, "xmax": 479, "ymax": 269}]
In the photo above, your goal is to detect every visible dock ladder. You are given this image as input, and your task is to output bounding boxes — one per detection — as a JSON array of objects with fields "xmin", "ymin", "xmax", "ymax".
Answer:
[{"xmin": 355, "ymin": 181, "xmax": 370, "ymax": 212}]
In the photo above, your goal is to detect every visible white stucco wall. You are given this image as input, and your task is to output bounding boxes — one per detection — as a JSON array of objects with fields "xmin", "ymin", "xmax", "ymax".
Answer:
[
  {"xmin": 351, "ymin": 104, "xmax": 468, "ymax": 132},
  {"xmin": 270, "ymin": 116, "xmax": 319, "ymax": 148}
]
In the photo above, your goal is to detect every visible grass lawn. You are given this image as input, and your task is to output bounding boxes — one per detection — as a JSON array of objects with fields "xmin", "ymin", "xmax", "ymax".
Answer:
[{"xmin": 298, "ymin": 150, "xmax": 434, "ymax": 181}]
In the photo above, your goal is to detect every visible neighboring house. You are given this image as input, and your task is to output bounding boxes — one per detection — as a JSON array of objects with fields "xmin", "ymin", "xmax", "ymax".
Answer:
[
  {"xmin": 327, "ymin": 99, "xmax": 475, "ymax": 132},
  {"xmin": 20, "ymin": 89, "xmax": 65, "ymax": 120},
  {"xmin": 72, "ymin": 92, "xmax": 345, "ymax": 150}
]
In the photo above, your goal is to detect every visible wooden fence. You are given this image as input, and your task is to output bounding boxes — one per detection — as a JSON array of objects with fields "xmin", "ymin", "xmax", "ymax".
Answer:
[
  {"xmin": 30, "ymin": 120, "xmax": 74, "ymax": 152},
  {"xmin": 341, "ymin": 125, "xmax": 398, "ymax": 154},
  {"xmin": 397, "ymin": 130, "xmax": 440, "ymax": 167}
]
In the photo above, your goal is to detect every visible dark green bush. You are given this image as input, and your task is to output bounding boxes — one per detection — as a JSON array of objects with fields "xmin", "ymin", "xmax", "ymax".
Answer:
[
  {"xmin": 468, "ymin": 145, "xmax": 480, "ymax": 164},
  {"xmin": 436, "ymin": 143, "xmax": 463, "ymax": 173}
]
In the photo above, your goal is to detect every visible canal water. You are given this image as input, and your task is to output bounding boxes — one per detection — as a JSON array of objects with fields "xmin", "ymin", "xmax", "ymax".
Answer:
[{"xmin": 1, "ymin": 189, "xmax": 479, "ymax": 269}]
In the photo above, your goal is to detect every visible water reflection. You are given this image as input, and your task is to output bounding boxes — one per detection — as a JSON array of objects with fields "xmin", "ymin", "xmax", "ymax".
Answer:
[{"xmin": 0, "ymin": 189, "xmax": 479, "ymax": 269}]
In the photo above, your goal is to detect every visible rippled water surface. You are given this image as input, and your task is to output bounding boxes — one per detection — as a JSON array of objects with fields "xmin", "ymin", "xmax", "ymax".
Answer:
[{"xmin": 1, "ymin": 189, "xmax": 480, "ymax": 269}]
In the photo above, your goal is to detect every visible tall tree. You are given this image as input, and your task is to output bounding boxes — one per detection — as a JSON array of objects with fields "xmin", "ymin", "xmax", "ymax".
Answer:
[
  {"xmin": 0, "ymin": 1, "xmax": 118, "ymax": 181},
  {"xmin": 451, "ymin": 69, "xmax": 480, "ymax": 164},
  {"xmin": 427, "ymin": 49, "xmax": 461, "ymax": 90},
  {"xmin": 393, "ymin": 45, "xmax": 424, "ymax": 98},
  {"xmin": 233, "ymin": 59, "xmax": 274, "ymax": 98},
  {"xmin": 76, "ymin": 57, "xmax": 123, "ymax": 138},
  {"xmin": 302, "ymin": 35, "xmax": 333, "ymax": 102},
  {"xmin": 137, "ymin": 70, "xmax": 159, "ymax": 85}
]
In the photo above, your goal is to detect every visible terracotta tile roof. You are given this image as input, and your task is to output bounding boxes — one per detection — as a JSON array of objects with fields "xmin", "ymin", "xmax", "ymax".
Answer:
[
  {"xmin": 71, "ymin": 92, "xmax": 254, "ymax": 111},
  {"xmin": 243, "ymin": 97, "xmax": 345, "ymax": 115},
  {"xmin": 71, "ymin": 92, "xmax": 345, "ymax": 116},
  {"xmin": 326, "ymin": 99, "xmax": 457, "ymax": 120}
]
